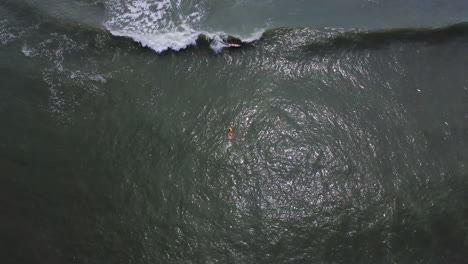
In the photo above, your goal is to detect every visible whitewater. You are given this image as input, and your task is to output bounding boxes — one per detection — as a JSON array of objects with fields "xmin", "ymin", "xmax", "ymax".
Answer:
[{"xmin": 104, "ymin": 0, "xmax": 265, "ymax": 53}]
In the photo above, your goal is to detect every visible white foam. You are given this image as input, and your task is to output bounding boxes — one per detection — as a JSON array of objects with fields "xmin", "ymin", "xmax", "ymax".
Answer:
[
  {"xmin": 89, "ymin": 74, "xmax": 107, "ymax": 83},
  {"xmin": 237, "ymin": 30, "xmax": 265, "ymax": 43},
  {"xmin": 110, "ymin": 25, "xmax": 200, "ymax": 53},
  {"xmin": 104, "ymin": 0, "xmax": 263, "ymax": 53},
  {"xmin": 110, "ymin": 26, "xmax": 265, "ymax": 53},
  {"xmin": 105, "ymin": 0, "xmax": 202, "ymax": 52},
  {"xmin": 21, "ymin": 44, "xmax": 35, "ymax": 57},
  {"xmin": 0, "ymin": 20, "xmax": 18, "ymax": 45}
]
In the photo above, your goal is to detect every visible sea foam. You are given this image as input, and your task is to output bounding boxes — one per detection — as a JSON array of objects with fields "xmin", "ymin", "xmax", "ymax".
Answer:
[{"xmin": 105, "ymin": 0, "xmax": 263, "ymax": 53}]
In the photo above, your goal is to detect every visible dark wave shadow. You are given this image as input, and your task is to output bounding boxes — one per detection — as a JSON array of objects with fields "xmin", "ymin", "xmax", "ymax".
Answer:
[{"xmin": 300, "ymin": 22, "xmax": 468, "ymax": 54}]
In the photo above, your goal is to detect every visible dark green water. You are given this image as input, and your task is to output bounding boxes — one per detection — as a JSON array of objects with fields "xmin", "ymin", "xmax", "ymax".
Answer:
[{"xmin": 1, "ymin": 1, "xmax": 468, "ymax": 263}]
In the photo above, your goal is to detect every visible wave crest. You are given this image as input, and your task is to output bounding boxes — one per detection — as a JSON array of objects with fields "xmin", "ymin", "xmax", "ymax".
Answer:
[{"xmin": 104, "ymin": 0, "xmax": 263, "ymax": 53}]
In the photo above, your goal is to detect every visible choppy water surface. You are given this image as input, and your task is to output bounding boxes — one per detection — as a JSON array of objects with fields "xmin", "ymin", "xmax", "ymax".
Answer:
[{"xmin": 1, "ymin": 1, "xmax": 467, "ymax": 263}]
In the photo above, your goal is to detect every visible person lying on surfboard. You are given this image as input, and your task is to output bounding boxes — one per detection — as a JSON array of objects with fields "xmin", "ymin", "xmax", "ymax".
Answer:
[
  {"xmin": 227, "ymin": 43, "xmax": 241, "ymax": 47},
  {"xmin": 227, "ymin": 126, "xmax": 234, "ymax": 140},
  {"xmin": 221, "ymin": 41, "xmax": 241, "ymax": 47}
]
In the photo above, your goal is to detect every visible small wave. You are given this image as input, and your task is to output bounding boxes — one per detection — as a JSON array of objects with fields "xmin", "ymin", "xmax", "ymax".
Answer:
[{"xmin": 299, "ymin": 22, "xmax": 468, "ymax": 53}]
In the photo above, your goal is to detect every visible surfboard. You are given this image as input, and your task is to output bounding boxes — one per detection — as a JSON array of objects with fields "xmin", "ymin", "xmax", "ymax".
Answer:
[{"xmin": 221, "ymin": 42, "xmax": 241, "ymax": 48}]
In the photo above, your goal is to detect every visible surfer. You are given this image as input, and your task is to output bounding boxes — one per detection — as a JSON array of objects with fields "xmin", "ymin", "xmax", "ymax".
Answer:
[
  {"xmin": 227, "ymin": 43, "xmax": 241, "ymax": 47},
  {"xmin": 221, "ymin": 41, "xmax": 241, "ymax": 48},
  {"xmin": 227, "ymin": 126, "xmax": 234, "ymax": 140}
]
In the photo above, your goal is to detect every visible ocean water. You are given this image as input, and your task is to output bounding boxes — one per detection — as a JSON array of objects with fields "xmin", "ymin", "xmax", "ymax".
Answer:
[{"xmin": 1, "ymin": 0, "xmax": 468, "ymax": 263}]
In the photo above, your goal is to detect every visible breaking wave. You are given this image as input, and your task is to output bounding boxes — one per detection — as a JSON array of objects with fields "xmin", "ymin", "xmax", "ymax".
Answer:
[{"xmin": 104, "ymin": 0, "xmax": 264, "ymax": 53}]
